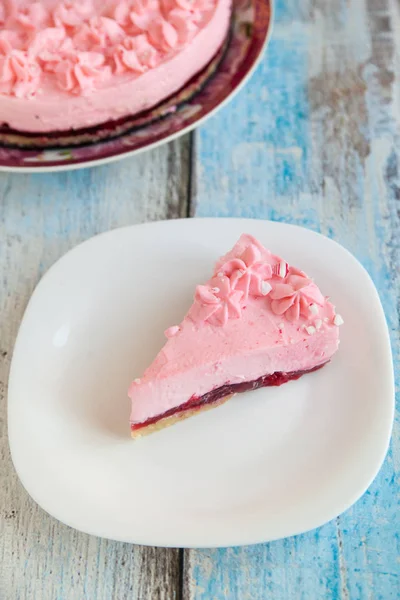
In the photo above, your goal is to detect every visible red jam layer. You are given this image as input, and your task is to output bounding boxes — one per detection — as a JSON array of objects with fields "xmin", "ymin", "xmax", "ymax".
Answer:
[{"xmin": 131, "ymin": 363, "xmax": 327, "ymax": 432}]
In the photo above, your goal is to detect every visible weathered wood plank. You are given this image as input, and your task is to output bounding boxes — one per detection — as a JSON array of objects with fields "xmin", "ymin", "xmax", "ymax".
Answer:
[
  {"xmin": 185, "ymin": 0, "xmax": 400, "ymax": 598},
  {"xmin": 0, "ymin": 139, "xmax": 190, "ymax": 600}
]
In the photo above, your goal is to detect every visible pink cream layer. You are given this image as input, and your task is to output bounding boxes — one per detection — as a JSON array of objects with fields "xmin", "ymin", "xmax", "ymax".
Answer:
[
  {"xmin": 0, "ymin": 0, "xmax": 231, "ymax": 132},
  {"xmin": 129, "ymin": 235, "xmax": 341, "ymax": 426}
]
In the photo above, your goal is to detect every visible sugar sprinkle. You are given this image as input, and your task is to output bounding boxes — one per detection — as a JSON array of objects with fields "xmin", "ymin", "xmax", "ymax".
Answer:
[{"xmin": 334, "ymin": 314, "xmax": 344, "ymax": 326}]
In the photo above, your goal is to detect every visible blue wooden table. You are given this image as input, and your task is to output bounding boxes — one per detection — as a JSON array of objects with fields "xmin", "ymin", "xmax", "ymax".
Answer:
[{"xmin": 1, "ymin": 0, "xmax": 399, "ymax": 598}]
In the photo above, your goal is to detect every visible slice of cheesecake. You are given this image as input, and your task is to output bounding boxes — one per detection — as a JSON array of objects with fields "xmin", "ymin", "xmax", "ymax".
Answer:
[{"xmin": 129, "ymin": 234, "xmax": 342, "ymax": 437}]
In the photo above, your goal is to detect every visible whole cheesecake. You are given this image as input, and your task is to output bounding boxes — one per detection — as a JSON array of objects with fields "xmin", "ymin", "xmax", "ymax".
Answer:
[{"xmin": 0, "ymin": 0, "xmax": 231, "ymax": 134}]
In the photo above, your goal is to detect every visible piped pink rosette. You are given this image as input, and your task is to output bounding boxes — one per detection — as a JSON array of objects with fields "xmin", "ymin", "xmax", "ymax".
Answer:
[
  {"xmin": 269, "ymin": 269, "xmax": 325, "ymax": 322},
  {"xmin": 191, "ymin": 275, "xmax": 243, "ymax": 326},
  {"xmin": 217, "ymin": 243, "xmax": 273, "ymax": 300}
]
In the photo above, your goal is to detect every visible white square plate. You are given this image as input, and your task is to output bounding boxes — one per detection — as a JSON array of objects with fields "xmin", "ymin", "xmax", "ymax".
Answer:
[{"xmin": 8, "ymin": 218, "xmax": 394, "ymax": 547}]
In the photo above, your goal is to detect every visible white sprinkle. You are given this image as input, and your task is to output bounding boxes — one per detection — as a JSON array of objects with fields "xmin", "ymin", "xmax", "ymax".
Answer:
[
  {"xmin": 334, "ymin": 314, "xmax": 344, "ymax": 326},
  {"xmin": 315, "ymin": 319, "xmax": 322, "ymax": 330},
  {"xmin": 290, "ymin": 338, "xmax": 295, "ymax": 344},
  {"xmin": 261, "ymin": 281, "xmax": 272, "ymax": 296},
  {"xmin": 279, "ymin": 260, "xmax": 287, "ymax": 278},
  {"xmin": 305, "ymin": 326, "xmax": 316, "ymax": 335},
  {"xmin": 309, "ymin": 303, "xmax": 318, "ymax": 315},
  {"xmin": 278, "ymin": 322, "xmax": 285, "ymax": 329},
  {"xmin": 324, "ymin": 317, "xmax": 329, "ymax": 323},
  {"xmin": 210, "ymin": 287, "xmax": 220, "ymax": 293},
  {"xmin": 217, "ymin": 272, "xmax": 224, "ymax": 278},
  {"xmin": 134, "ymin": 378, "xmax": 141, "ymax": 384},
  {"xmin": 164, "ymin": 325, "xmax": 180, "ymax": 338}
]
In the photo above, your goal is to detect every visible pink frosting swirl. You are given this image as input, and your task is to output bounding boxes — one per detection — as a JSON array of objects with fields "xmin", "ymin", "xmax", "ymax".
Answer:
[
  {"xmin": 52, "ymin": 52, "xmax": 111, "ymax": 95},
  {"xmin": 30, "ymin": 27, "xmax": 67, "ymax": 57},
  {"xmin": 269, "ymin": 269, "xmax": 325, "ymax": 321},
  {"xmin": 113, "ymin": 35, "xmax": 159, "ymax": 74},
  {"xmin": 147, "ymin": 18, "xmax": 179, "ymax": 51},
  {"xmin": 113, "ymin": 2, "xmax": 131, "ymax": 26},
  {"xmin": 163, "ymin": 0, "xmax": 214, "ymax": 15},
  {"xmin": 73, "ymin": 17, "xmax": 125, "ymax": 50},
  {"xmin": 0, "ymin": 31, "xmax": 22, "ymax": 51},
  {"xmin": 129, "ymin": 0, "xmax": 161, "ymax": 32},
  {"xmin": 218, "ymin": 243, "xmax": 273, "ymax": 301},
  {"xmin": 192, "ymin": 275, "xmax": 244, "ymax": 326},
  {"xmin": 16, "ymin": 2, "xmax": 49, "ymax": 29},
  {"xmin": 168, "ymin": 9, "xmax": 198, "ymax": 43},
  {"xmin": 0, "ymin": 40, "xmax": 41, "ymax": 98},
  {"xmin": 53, "ymin": 0, "xmax": 94, "ymax": 28}
]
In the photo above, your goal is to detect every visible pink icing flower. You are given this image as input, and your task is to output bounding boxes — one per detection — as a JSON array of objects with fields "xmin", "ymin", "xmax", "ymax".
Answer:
[
  {"xmin": 113, "ymin": 35, "xmax": 159, "ymax": 74},
  {"xmin": 218, "ymin": 243, "xmax": 273, "ymax": 301},
  {"xmin": 147, "ymin": 18, "xmax": 178, "ymax": 52},
  {"xmin": 29, "ymin": 27, "xmax": 66, "ymax": 58},
  {"xmin": 131, "ymin": 35, "xmax": 159, "ymax": 67},
  {"xmin": 17, "ymin": 2, "xmax": 49, "ymax": 30},
  {"xmin": 73, "ymin": 17, "xmax": 125, "ymax": 50},
  {"xmin": 113, "ymin": 34, "xmax": 159, "ymax": 73},
  {"xmin": 0, "ymin": 45, "xmax": 41, "ymax": 98},
  {"xmin": 131, "ymin": 0, "xmax": 160, "ymax": 13},
  {"xmin": 167, "ymin": 9, "xmax": 198, "ymax": 43},
  {"xmin": 113, "ymin": 2, "xmax": 131, "ymax": 25},
  {"xmin": 129, "ymin": 0, "xmax": 160, "ymax": 32},
  {"xmin": 114, "ymin": 45, "xmax": 144, "ymax": 73},
  {"xmin": 162, "ymin": 0, "xmax": 214, "ymax": 15},
  {"xmin": 53, "ymin": 51, "xmax": 110, "ymax": 94},
  {"xmin": 193, "ymin": 275, "xmax": 244, "ymax": 326},
  {"xmin": 129, "ymin": 12, "xmax": 152, "ymax": 33},
  {"xmin": 53, "ymin": 0, "xmax": 94, "ymax": 28},
  {"xmin": 0, "ymin": 31, "xmax": 22, "ymax": 52},
  {"xmin": 269, "ymin": 269, "xmax": 325, "ymax": 321}
]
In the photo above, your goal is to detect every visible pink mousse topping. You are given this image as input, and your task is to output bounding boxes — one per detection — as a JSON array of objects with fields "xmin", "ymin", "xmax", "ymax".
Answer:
[
  {"xmin": 0, "ymin": 0, "xmax": 230, "ymax": 131},
  {"xmin": 129, "ymin": 235, "xmax": 342, "ymax": 425}
]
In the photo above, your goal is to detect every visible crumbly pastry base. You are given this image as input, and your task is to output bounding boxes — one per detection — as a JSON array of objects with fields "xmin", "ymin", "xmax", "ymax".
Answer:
[{"xmin": 131, "ymin": 394, "xmax": 233, "ymax": 439}]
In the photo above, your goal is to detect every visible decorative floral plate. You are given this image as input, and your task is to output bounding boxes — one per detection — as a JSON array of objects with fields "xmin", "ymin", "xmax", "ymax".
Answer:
[{"xmin": 0, "ymin": 0, "xmax": 272, "ymax": 172}]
